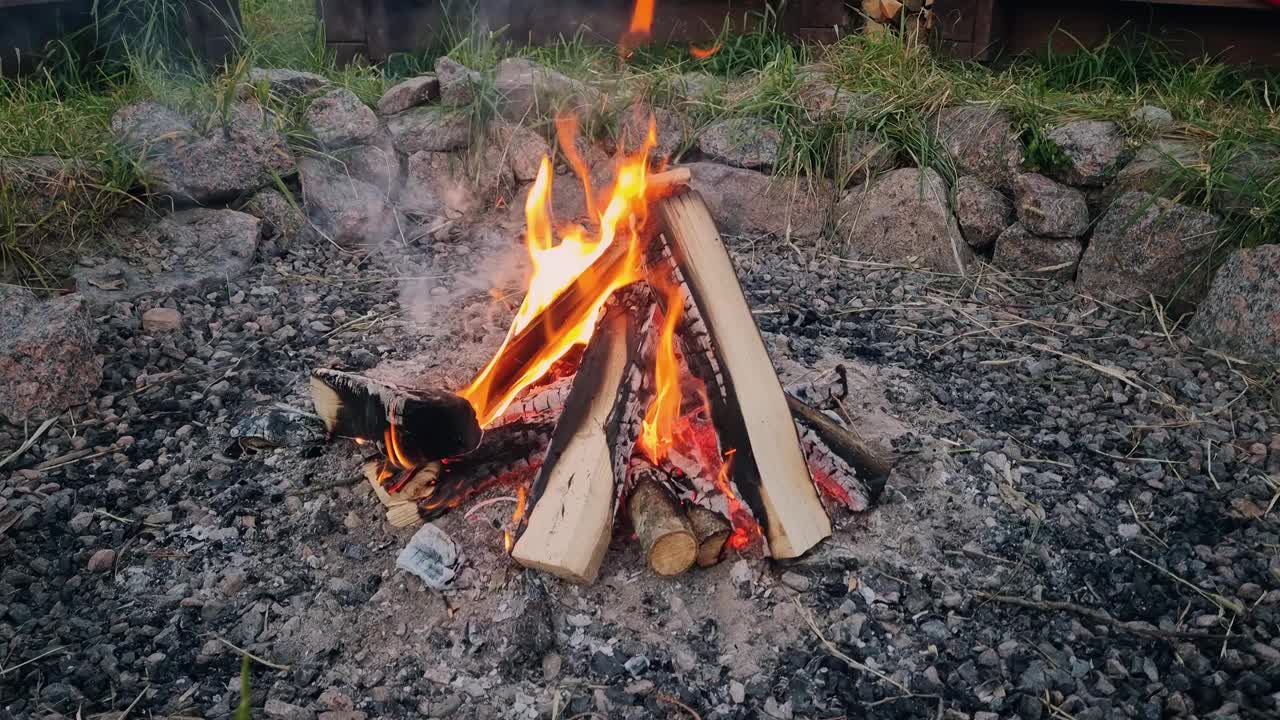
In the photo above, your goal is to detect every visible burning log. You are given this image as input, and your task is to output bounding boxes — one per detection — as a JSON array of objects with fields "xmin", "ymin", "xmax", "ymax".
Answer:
[
  {"xmin": 656, "ymin": 190, "xmax": 832, "ymax": 559},
  {"xmin": 686, "ymin": 504, "xmax": 732, "ymax": 568},
  {"xmin": 461, "ymin": 234, "xmax": 634, "ymax": 427},
  {"xmin": 787, "ymin": 394, "xmax": 893, "ymax": 505},
  {"xmin": 627, "ymin": 460, "xmax": 698, "ymax": 577},
  {"xmin": 310, "ymin": 368, "xmax": 482, "ymax": 466},
  {"xmin": 364, "ymin": 420, "xmax": 553, "ymax": 527},
  {"xmin": 511, "ymin": 294, "xmax": 652, "ymax": 583}
]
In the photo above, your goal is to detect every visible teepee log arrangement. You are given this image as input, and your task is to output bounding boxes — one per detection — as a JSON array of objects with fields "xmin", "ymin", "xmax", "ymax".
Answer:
[{"xmin": 312, "ymin": 182, "xmax": 895, "ymax": 584}]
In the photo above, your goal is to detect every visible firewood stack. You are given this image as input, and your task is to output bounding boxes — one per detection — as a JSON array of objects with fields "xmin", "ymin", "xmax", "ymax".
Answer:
[
  {"xmin": 310, "ymin": 176, "xmax": 895, "ymax": 584},
  {"xmin": 862, "ymin": 0, "xmax": 936, "ymax": 46}
]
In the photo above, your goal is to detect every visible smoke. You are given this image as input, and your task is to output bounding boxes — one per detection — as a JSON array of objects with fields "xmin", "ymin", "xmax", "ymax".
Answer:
[{"xmin": 397, "ymin": 223, "xmax": 531, "ymax": 333}]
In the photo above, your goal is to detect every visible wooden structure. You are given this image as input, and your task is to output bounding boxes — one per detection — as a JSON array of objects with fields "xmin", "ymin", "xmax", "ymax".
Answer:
[
  {"xmin": 937, "ymin": 0, "xmax": 1280, "ymax": 66},
  {"xmin": 317, "ymin": 0, "xmax": 850, "ymax": 64},
  {"xmin": 0, "ymin": 0, "xmax": 241, "ymax": 76}
]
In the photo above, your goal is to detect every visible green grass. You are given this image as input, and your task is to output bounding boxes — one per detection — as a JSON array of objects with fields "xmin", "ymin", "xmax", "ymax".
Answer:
[{"xmin": 1, "ymin": 0, "xmax": 1278, "ymax": 286}]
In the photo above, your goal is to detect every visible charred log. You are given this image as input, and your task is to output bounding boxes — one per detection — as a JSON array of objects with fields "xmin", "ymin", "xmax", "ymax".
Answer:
[
  {"xmin": 364, "ymin": 420, "xmax": 553, "ymax": 527},
  {"xmin": 787, "ymin": 394, "xmax": 893, "ymax": 501},
  {"xmin": 310, "ymin": 368, "xmax": 481, "ymax": 466},
  {"xmin": 655, "ymin": 191, "xmax": 832, "ymax": 559}
]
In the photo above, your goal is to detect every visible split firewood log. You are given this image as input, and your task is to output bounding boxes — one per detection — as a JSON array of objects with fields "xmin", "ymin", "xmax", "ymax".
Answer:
[
  {"xmin": 686, "ymin": 504, "xmax": 732, "ymax": 568},
  {"xmin": 654, "ymin": 191, "xmax": 832, "ymax": 559},
  {"xmin": 627, "ymin": 460, "xmax": 698, "ymax": 576},
  {"xmin": 310, "ymin": 368, "xmax": 481, "ymax": 466},
  {"xmin": 510, "ymin": 290, "xmax": 655, "ymax": 583}
]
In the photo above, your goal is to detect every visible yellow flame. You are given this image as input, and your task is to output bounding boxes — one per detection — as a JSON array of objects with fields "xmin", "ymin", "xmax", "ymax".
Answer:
[{"xmin": 459, "ymin": 119, "xmax": 657, "ymax": 426}]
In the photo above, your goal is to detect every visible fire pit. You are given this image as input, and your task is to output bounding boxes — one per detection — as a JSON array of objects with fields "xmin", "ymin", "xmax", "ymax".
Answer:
[{"xmin": 308, "ymin": 121, "xmax": 892, "ymax": 583}]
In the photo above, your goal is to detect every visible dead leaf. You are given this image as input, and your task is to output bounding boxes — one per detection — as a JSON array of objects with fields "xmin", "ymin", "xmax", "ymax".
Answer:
[{"xmin": 1231, "ymin": 497, "xmax": 1265, "ymax": 519}]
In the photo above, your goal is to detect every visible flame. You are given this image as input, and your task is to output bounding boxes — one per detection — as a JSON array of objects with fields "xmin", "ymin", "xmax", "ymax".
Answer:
[
  {"xmin": 690, "ymin": 41, "xmax": 721, "ymax": 60},
  {"xmin": 629, "ymin": 0, "xmax": 655, "ymax": 34},
  {"xmin": 620, "ymin": 0, "xmax": 655, "ymax": 56},
  {"xmin": 637, "ymin": 285, "xmax": 683, "ymax": 463},
  {"xmin": 459, "ymin": 120, "xmax": 657, "ymax": 426},
  {"xmin": 385, "ymin": 425, "xmax": 411, "ymax": 469}
]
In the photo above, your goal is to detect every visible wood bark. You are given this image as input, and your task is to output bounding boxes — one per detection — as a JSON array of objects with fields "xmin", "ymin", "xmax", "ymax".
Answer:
[
  {"xmin": 655, "ymin": 191, "xmax": 832, "ymax": 559},
  {"xmin": 627, "ymin": 470, "xmax": 698, "ymax": 577},
  {"xmin": 309, "ymin": 368, "xmax": 481, "ymax": 466},
  {"xmin": 687, "ymin": 505, "xmax": 732, "ymax": 568},
  {"xmin": 510, "ymin": 292, "xmax": 653, "ymax": 583}
]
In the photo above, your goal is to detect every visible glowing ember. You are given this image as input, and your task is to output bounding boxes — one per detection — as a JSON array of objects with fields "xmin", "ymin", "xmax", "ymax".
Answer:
[
  {"xmin": 459, "ymin": 121, "xmax": 657, "ymax": 426},
  {"xmin": 690, "ymin": 41, "xmax": 721, "ymax": 60}
]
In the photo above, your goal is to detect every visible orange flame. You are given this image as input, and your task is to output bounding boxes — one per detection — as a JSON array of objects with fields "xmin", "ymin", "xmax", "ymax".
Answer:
[
  {"xmin": 690, "ymin": 41, "xmax": 721, "ymax": 60},
  {"xmin": 459, "ymin": 120, "xmax": 657, "ymax": 426},
  {"xmin": 629, "ymin": 0, "xmax": 655, "ymax": 35},
  {"xmin": 384, "ymin": 425, "xmax": 411, "ymax": 469},
  {"xmin": 620, "ymin": 0, "xmax": 655, "ymax": 56},
  {"xmin": 637, "ymin": 286, "xmax": 683, "ymax": 463}
]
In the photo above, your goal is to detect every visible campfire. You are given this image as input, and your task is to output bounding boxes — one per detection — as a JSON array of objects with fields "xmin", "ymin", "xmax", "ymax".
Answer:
[{"xmin": 309, "ymin": 119, "xmax": 893, "ymax": 583}]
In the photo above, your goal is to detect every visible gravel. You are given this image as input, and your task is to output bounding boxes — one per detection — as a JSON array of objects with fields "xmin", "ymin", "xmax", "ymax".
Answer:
[{"xmin": 1, "ymin": 186, "xmax": 1276, "ymax": 720}]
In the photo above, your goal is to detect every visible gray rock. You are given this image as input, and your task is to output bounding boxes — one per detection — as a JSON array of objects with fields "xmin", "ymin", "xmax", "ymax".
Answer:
[
  {"xmin": 729, "ymin": 680, "xmax": 746, "ymax": 704},
  {"xmin": 494, "ymin": 57, "xmax": 601, "ymax": 121},
  {"xmin": 245, "ymin": 68, "xmax": 330, "ymax": 99},
  {"xmin": 435, "ymin": 56, "xmax": 480, "ymax": 107},
  {"xmin": 697, "ymin": 117, "xmax": 782, "ymax": 170},
  {"xmin": 623, "ymin": 655, "xmax": 649, "ymax": 676},
  {"xmin": 1046, "ymin": 120, "xmax": 1128, "ymax": 186},
  {"xmin": 685, "ymin": 162, "xmax": 830, "ymax": 241},
  {"xmin": 828, "ymin": 613, "xmax": 866, "ymax": 644},
  {"xmin": 489, "ymin": 121, "xmax": 550, "ymax": 182},
  {"xmin": 75, "ymin": 209, "xmax": 262, "ymax": 307},
  {"xmin": 835, "ymin": 130, "xmax": 894, "ymax": 186},
  {"xmin": 954, "ymin": 176, "xmax": 1013, "ymax": 250},
  {"xmin": 111, "ymin": 102, "xmax": 296, "ymax": 205},
  {"xmin": 992, "ymin": 223, "xmax": 1082, "ymax": 281},
  {"xmin": 1111, "ymin": 138, "xmax": 1201, "ymax": 200},
  {"xmin": 306, "ymin": 88, "xmax": 377, "ymax": 148},
  {"xmin": 1077, "ymin": 191, "xmax": 1219, "ymax": 302},
  {"xmin": 795, "ymin": 72, "xmax": 878, "ymax": 122},
  {"xmin": 617, "ymin": 104, "xmax": 687, "ymax": 161},
  {"xmin": 780, "ymin": 571, "xmax": 811, "ymax": 592},
  {"xmin": 1216, "ymin": 143, "xmax": 1280, "ymax": 214},
  {"xmin": 931, "ymin": 105, "xmax": 1024, "ymax": 189},
  {"xmin": 299, "ymin": 156, "xmax": 400, "ymax": 247},
  {"xmin": 386, "ymin": 106, "xmax": 472, "ymax": 155},
  {"xmin": 1013, "ymin": 173, "xmax": 1089, "ymax": 238},
  {"xmin": 86, "ymin": 548, "xmax": 115, "ymax": 572},
  {"xmin": 330, "ymin": 144, "xmax": 400, "ymax": 197},
  {"xmin": 400, "ymin": 148, "xmax": 514, "ymax": 221},
  {"xmin": 141, "ymin": 307, "xmax": 182, "ymax": 333},
  {"xmin": 835, "ymin": 167, "xmax": 974, "ymax": 274},
  {"xmin": 1189, "ymin": 245, "xmax": 1280, "ymax": 364},
  {"xmin": 0, "ymin": 289, "xmax": 102, "ymax": 423},
  {"xmin": 671, "ymin": 72, "xmax": 719, "ymax": 105},
  {"xmin": 1131, "ymin": 105, "xmax": 1173, "ymax": 129},
  {"xmin": 265, "ymin": 698, "xmax": 314, "ymax": 720},
  {"xmin": 377, "ymin": 74, "xmax": 439, "ymax": 115},
  {"xmin": 243, "ymin": 188, "xmax": 306, "ymax": 254}
]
